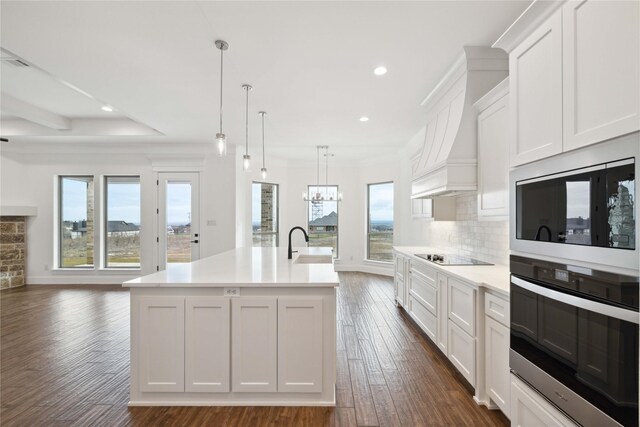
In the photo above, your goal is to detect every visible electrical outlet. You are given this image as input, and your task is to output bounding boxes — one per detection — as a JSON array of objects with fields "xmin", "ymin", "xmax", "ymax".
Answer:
[
  {"xmin": 207, "ymin": 219, "xmax": 217, "ymax": 226},
  {"xmin": 224, "ymin": 287, "xmax": 240, "ymax": 297}
]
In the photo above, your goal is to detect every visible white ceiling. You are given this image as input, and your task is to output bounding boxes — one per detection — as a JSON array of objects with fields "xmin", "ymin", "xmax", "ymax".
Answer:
[{"xmin": 0, "ymin": 1, "xmax": 529, "ymax": 160}]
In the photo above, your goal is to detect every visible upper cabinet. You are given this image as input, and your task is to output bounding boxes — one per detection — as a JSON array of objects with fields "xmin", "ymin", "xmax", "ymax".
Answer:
[
  {"xmin": 495, "ymin": 0, "xmax": 640, "ymax": 167},
  {"xmin": 475, "ymin": 78, "xmax": 509, "ymax": 219},
  {"xmin": 562, "ymin": 0, "xmax": 640, "ymax": 151},
  {"xmin": 509, "ymin": 10, "xmax": 563, "ymax": 167}
]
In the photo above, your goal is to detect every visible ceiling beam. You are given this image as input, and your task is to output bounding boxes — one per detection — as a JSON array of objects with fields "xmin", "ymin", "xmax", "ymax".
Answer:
[{"xmin": 0, "ymin": 93, "xmax": 71, "ymax": 130}]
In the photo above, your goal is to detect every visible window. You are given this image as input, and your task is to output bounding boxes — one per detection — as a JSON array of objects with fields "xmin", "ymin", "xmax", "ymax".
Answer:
[
  {"xmin": 307, "ymin": 185, "xmax": 339, "ymax": 256},
  {"xmin": 59, "ymin": 176, "xmax": 94, "ymax": 268},
  {"xmin": 252, "ymin": 182, "xmax": 279, "ymax": 247},
  {"xmin": 105, "ymin": 176, "xmax": 141, "ymax": 268},
  {"xmin": 367, "ymin": 182, "xmax": 394, "ymax": 262}
]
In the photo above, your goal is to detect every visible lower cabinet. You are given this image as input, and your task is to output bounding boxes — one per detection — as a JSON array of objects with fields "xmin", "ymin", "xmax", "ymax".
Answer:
[
  {"xmin": 138, "ymin": 295, "xmax": 324, "ymax": 395},
  {"xmin": 185, "ymin": 297, "xmax": 230, "ymax": 392},
  {"xmin": 436, "ymin": 273, "xmax": 448, "ymax": 354},
  {"xmin": 139, "ymin": 296, "xmax": 185, "ymax": 392},
  {"xmin": 409, "ymin": 295, "xmax": 437, "ymax": 342},
  {"xmin": 448, "ymin": 320, "xmax": 476, "ymax": 387},
  {"xmin": 231, "ymin": 297, "xmax": 278, "ymax": 392},
  {"xmin": 485, "ymin": 316, "xmax": 509, "ymax": 415},
  {"xmin": 511, "ymin": 374, "xmax": 576, "ymax": 427}
]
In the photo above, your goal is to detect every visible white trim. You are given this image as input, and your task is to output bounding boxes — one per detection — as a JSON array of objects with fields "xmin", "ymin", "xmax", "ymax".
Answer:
[
  {"xmin": 27, "ymin": 276, "xmax": 138, "ymax": 285},
  {"xmin": 128, "ymin": 400, "xmax": 335, "ymax": 407},
  {"xmin": 334, "ymin": 263, "xmax": 393, "ymax": 277}
]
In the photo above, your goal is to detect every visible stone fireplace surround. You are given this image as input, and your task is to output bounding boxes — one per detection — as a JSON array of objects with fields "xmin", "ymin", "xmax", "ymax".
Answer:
[{"xmin": 0, "ymin": 216, "xmax": 26, "ymax": 289}]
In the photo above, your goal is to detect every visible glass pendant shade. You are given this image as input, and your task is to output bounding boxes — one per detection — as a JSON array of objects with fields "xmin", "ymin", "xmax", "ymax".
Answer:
[
  {"xmin": 243, "ymin": 154, "xmax": 251, "ymax": 171},
  {"xmin": 260, "ymin": 167, "xmax": 267, "ymax": 180},
  {"xmin": 216, "ymin": 133, "xmax": 227, "ymax": 156}
]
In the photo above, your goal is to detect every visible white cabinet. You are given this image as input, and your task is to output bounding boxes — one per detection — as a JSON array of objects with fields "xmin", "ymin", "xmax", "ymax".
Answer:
[
  {"xmin": 394, "ymin": 253, "xmax": 408, "ymax": 308},
  {"xmin": 411, "ymin": 199, "xmax": 429, "ymax": 218},
  {"xmin": 231, "ymin": 297, "xmax": 278, "ymax": 392},
  {"xmin": 448, "ymin": 278, "xmax": 476, "ymax": 336},
  {"xmin": 277, "ymin": 297, "xmax": 323, "ymax": 393},
  {"xmin": 185, "ymin": 297, "xmax": 230, "ymax": 393},
  {"xmin": 509, "ymin": 9, "xmax": 563, "ymax": 167},
  {"xmin": 485, "ymin": 316, "xmax": 510, "ymax": 417},
  {"xmin": 409, "ymin": 295, "xmax": 437, "ymax": 342},
  {"xmin": 511, "ymin": 374, "xmax": 577, "ymax": 427},
  {"xmin": 436, "ymin": 273, "xmax": 449, "ymax": 354},
  {"xmin": 448, "ymin": 320, "xmax": 476, "ymax": 387},
  {"xmin": 562, "ymin": 0, "xmax": 640, "ymax": 151},
  {"xmin": 138, "ymin": 296, "xmax": 185, "ymax": 392},
  {"xmin": 475, "ymin": 78, "xmax": 509, "ymax": 219},
  {"xmin": 409, "ymin": 267, "xmax": 437, "ymax": 314}
]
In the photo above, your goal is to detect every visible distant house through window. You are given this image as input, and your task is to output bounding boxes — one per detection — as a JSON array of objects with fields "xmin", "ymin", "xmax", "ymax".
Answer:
[
  {"xmin": 105, "ymin": 176, "xmax": 141, "ymax": 268},
  {"xmin": 252, "ymin": 182, "xmax": 279, "ymax": 247},
  {"xmin": 308, "ymin": 185, "xmax": 339, "ymax": 257},
  {"xmin": 367, "ymin": 182, "xmax": 394, "ymax": 262},
  {"xmin": 59, "ymin": 176, "xmax": 94, "ymax": 268}
]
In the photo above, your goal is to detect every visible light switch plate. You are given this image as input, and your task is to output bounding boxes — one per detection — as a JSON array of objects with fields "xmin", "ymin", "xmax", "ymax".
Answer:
[
  {"xmin": 224, "ymin": 287, "xmax": 240, "ymax": 297},
  {"xmin": 207, "ymin": 219, "xmax": 217, "ymax": 226}
]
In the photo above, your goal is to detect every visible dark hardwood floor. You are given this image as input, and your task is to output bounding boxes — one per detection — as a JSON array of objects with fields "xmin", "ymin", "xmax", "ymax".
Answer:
[{"xmin": 1, "ymin": 273, "xmax": 508, "ymax": 426}]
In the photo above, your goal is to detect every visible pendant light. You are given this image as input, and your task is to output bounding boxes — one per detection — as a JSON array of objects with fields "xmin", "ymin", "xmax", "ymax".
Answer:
[
  {"xmin": 214, "ymin": 40, "xmax": 229, "ymax": 156},
  {"xmin": 258, "ymin": 111, "xmax": 267, "ymax": 180},
  {"xmin": 242, "ymin": 84, "xmax": 252, "ymax": 171},
  {"xmin": 302, "ymin": 145, "xmax": 343, "ymax": 202}
]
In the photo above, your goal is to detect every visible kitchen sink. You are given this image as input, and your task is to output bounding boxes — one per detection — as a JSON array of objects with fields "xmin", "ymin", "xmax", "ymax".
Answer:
[{"xmin": 294, "ymin": 255, "xmax": 333, "ymax": 264}]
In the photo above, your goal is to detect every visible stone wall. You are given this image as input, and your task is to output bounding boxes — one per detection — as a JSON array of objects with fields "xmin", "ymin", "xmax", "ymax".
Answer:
[{"xmin": 0, "ymin": 216, "xmax": 26, "ymax": 289}]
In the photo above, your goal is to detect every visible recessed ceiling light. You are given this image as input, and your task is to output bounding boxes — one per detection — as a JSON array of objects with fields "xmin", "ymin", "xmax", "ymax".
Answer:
[
  {"xmin": 359, "ymin": 116, "xmax": 369, "ymax": 122},
  {"xmin": 373, "ymin": 66, "xmax": 387, "ymax": 76},
  {"xmin": 101, "ymin": 105, "xmax": 114, "ymax": 112}
]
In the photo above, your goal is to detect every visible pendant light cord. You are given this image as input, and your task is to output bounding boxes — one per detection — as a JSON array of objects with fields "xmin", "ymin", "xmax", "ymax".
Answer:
[
  {"xmin": 244, "ymin": 86, "xmax": 249, "ymax": 155},
  {"xmin": 219, "ymin": 48, "xmax": 224, "ymax": 133},
  {"xmin": 261, "ymin": 113, "xmax": 266, "ymax": 168},
  {"xmin": 325, "ymin": 146, "xmax": 329, "ymax": 198}
]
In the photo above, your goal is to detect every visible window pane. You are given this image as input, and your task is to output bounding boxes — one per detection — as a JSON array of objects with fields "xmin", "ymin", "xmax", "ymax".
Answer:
[
  {"xmin": 60, "ymin": 176, "xmax": 94, "ymax": 268},
  {"xmin": 106, "ymin": 177, "xmax": 141, "ymax": 267},
  {"xmin": 252, "ymin": 182, "xmax": 279, "ymax": 247},
  {"xmin": 367, "ymin": 182, "xmax": 394, "ymax": 262},
  {"xmin": 167, "ymin": 182, "xmax": 192, "ymax": 263},
  {"xmin": 308, "ymin": 185, "xmax": 338, "ymax": 256}
]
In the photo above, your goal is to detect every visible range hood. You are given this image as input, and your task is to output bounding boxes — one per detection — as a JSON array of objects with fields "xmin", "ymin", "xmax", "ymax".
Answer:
[{"xmin": 411, "ymin": 46, "xmax": 508, "ymax": 198}]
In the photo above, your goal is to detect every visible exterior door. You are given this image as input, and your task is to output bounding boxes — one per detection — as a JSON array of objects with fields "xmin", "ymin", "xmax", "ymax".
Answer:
[{"xmin": 158, "ymin": 172, "xmax": 200, "ymax": 270}]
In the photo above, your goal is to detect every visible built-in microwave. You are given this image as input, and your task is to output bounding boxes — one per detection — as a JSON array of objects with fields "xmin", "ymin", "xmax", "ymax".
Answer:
[{"xmin": 510, "ymin": 133, "xmax": 639, "ymax": 274}]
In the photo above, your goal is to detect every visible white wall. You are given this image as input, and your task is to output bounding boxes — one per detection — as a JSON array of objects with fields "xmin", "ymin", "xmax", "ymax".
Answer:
[{"xmin": 0, "ymin": 142, "xmax": 236, "ymax": 284}]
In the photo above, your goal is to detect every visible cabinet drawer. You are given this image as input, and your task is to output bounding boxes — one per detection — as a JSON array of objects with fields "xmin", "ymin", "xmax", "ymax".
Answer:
[
  {"xmin": 511, "ymin": 374, "xmax": 577, "ymax": 427},
  {"xmin": 484, "ymin": 292, "xmax": 509, "ymax": 327},
  {"xmin": 409, "ymin": 271, "xmax": 437, "ymax": 315},
  {"xmin": 448, "ymin": 320, "xmax": 475, "ymax": 387},
  {"xmin": 410, "ymin": 261, "xmax": 437, "ymax": 285},
  {"xmin": 409, "ymin": 296, "xmax": 437, "ymax": 343},
  {"xmin": 448, "ymin": 278, "xmax": 476, "ymax": 336}
]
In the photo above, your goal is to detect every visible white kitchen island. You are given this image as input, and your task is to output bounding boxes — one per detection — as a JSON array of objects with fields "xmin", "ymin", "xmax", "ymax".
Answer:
[{"xmin": 123, "ymin": 247, "xmax": 339, "ymax": 406}]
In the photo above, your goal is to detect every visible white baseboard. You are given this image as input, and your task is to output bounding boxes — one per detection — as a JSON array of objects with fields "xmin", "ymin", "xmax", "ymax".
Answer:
[
  {"xmin": 27, "ymin": 276, "xmax": 134, "ymax": 285},
  {"xmin": 333, "ymin": 263, "xmax": 393, "ymax": 277}
]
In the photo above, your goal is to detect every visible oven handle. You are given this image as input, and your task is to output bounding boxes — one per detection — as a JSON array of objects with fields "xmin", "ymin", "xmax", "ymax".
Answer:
[{"xmin": 511, "ymin": 276, "xmax": 639, "ymax": 324}]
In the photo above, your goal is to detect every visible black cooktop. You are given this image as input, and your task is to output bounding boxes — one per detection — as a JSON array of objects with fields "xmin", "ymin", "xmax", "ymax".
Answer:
[{"xmin": 415, "ymin": 253, "xmax": 493, "ymax": 266}]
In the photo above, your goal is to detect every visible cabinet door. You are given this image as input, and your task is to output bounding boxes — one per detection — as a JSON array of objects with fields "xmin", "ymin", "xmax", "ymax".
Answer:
[
  {"xmin": 409, "ymin": 295, "xmax": 437, "ymax": 343},
  {"xmin": 185, "ymin": 297, "xmax": 230, "ymax": 392},
  {"xmin": 448, "ymin": 278, "xmax": 476, "ymax": 336},
  {"xmin": 485, "ymin": 317, "xmax": 510, "ymax": 417},
  {"xmin": 448, "ymin": 320, "xmax": 475, "ymax": 387},
  {"xmin": 510, "ymin": 9, "xmax": 563, "ymax": 166},
  {"xmin": 396, "ymin": 277, "xmax": 406, "ymax": 307},
  {"xmin": 232, "ymin": 298, "xmax": 277, "ymax": 392},
  {"xmin": 477, "ymin": 93, "xmax": 509, "ymax": 218},
  {"xmin": 562, "ymin": 0, "xmax": 639, "ymax": 151},
  {"xmin": 278, "ymin": 297, "xmax": 323, "ymax": 393},
  {"xmin": 437, "ymin": 274, "xmax": 448, "ymax": 354},
  {"xmin": 511, "ymin": 374, "xmax": 576, "ymax": 427},
  {"xmin": 139, "ymin": 296, "xmax": 185, "ymax": 392},
  {"xmin": 411, "ymin": 199, "xmax": 424, "ymax": 218}
]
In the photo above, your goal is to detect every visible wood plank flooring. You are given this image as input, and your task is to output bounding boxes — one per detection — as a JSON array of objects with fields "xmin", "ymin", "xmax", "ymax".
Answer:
[{"xmin": 1, "ymin": 272, "xmax": 508, "ymax": 426}]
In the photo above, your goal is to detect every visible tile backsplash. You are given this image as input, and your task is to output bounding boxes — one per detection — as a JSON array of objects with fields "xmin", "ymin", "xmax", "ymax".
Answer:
[{"xmin": 415, "ymin": 192, "xmax": 509, "ymax": 265}]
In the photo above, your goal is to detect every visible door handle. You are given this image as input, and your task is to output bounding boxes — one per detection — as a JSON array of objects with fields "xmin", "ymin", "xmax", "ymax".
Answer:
[{"xmin": 190, "ymin": 239, "xmax": 199, "ymax": 244}]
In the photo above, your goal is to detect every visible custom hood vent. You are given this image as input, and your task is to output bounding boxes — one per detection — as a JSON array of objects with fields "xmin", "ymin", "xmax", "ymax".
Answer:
[{"xmin": 411, "ymin": 46, "xmax": 507, "ymax": 199}]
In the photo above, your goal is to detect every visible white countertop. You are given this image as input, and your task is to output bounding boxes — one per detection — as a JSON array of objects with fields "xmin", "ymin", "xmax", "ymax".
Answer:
[
  {"xmin": 393, "ymin": 246, "xmax": 510, "ymax": 296},
  {"xmin": 123, "ymin": 247, "xmax": 340, "ymax": 288}
]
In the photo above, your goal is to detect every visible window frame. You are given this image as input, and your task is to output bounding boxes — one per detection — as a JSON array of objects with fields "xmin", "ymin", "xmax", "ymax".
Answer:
[
  {"xmin": 58, "ymin": 175, "xmax": 95, "ymax": 269},
  {"xmin": 307, "ymin": 184, "xmax": 340, "ymax": 258},
  {"xmin": 366, "ymin": 181, "xmax": 394, "ymax": 263},
  {"xmin": 103, "ymin": 175, "xmax": 141, "ymax": 269},
  {"xmin": 251, "ymin": 181, "xmax": 280, "ymax": 247}
]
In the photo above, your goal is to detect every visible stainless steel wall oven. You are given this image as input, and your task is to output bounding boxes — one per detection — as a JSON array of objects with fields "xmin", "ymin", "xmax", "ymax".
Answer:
[{"xmin": 510, "ymin": 255, "xmax": 639, "ymax": 426}]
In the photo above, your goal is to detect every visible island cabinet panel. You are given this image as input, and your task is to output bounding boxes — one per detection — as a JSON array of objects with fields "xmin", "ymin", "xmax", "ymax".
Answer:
[
  {"xmin": 277, "ymin": 298, "xmax": 323, "ymax": 393},
  {"xmin": 138, "ymin": 297, "xmax": 185, "ymax": 392},
  {"xmin": 562, "ymin": 0, "xmax": 639, "ymax": 151},
  {"xmin": 510, "ymin": 9, "xmax": 563, "ymax": 167},
  {"xmin": 231, "ymin": 298, "xmax": 278, "ymax": 392},
  {"xmin": 185, "ymin": 297, "xmax": 230, "ymax": 393}
]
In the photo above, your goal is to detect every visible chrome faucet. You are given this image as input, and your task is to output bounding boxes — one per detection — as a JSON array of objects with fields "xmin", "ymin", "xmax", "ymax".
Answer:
[{"xmin": 288, "ymin": 226, "xmax": 309, "ymax": 259}]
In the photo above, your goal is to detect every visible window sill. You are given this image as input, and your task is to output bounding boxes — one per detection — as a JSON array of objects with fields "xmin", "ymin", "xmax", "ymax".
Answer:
[{"xmin": 100, "ymin": 268, "xmax": 141, "ymax": 272}]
